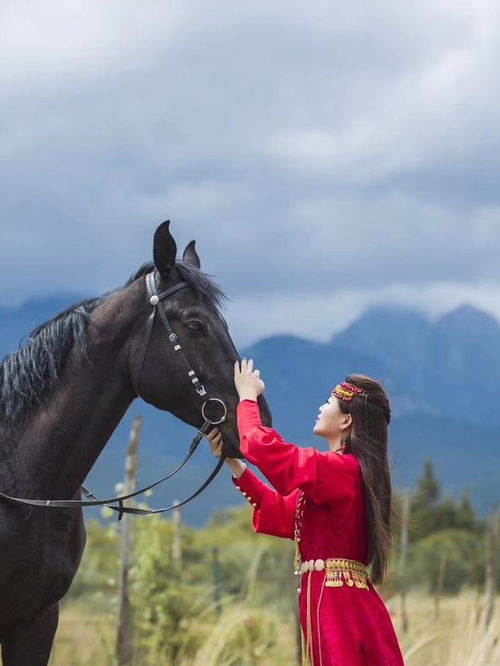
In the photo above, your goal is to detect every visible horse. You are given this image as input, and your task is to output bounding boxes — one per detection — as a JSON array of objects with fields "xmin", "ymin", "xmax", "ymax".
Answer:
[{"xmin": 0, "ymin": 221, "xmax": 272, "ymax": 665}]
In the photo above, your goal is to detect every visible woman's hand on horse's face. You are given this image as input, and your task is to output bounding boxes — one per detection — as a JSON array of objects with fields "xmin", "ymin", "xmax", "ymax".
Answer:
[
  {"xmin": 234, "ymin": 358, "xmax": 265, "ymax": 401},
  {"xmin": 206, "ymin": 427, "xmax": 223, "ymax": 458}
]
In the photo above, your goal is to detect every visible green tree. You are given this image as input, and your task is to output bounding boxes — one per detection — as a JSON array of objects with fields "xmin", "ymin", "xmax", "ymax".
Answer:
[
  {"xmin": 415, "ymin": 459, "xmax": 440, "ymax": 506},
  {"xmin": 408, "ymin": 528, "xmax": 483, "ymax": 593},
  {"xmin": 130, "ymin": 516, "xmax": 209, "ymax": 664},
  {"xmin": 410, "ymin": 459, "xmax": 443, "ymax": 540},
  {"xmin": 455, "ymin": 489, "xmax": 481, "ymax": 531}
]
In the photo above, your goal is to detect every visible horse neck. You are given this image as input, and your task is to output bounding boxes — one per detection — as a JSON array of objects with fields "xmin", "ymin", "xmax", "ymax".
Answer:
[{"xmin": 13, "ymin": 285, "xmax": 141, "ymax": 497}]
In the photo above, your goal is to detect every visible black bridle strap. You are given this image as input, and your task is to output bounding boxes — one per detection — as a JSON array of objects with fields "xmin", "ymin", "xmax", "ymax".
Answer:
[
  {"xmin": 0, "ymin": 419, "xmax": 215, "ymax": 512},
  {"xmin": 0, "ymin": 457, "xmax": 224, "ymax": 521},
  {"xmin": 134, "ymin": 272, "xmax": 207, "ymax": 399},
  {"xmin": 133, "ymin": 277, "xmax": 190, "ymax": 397},
  {"xmin": 108, "ymin": 456, "xmax": 225, "ymax": 518}
]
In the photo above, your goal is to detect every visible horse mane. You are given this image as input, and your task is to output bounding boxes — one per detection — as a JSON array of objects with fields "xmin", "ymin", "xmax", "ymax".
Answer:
[{"xmin": 0, "ymin": 262, "xmax": 227, "ymax": 423}]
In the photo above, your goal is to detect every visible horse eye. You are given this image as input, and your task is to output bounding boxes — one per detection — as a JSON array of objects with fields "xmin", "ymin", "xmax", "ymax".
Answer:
[{"xmin": 186, "ymin": 320, "xmax": 205, "ymax": 333}]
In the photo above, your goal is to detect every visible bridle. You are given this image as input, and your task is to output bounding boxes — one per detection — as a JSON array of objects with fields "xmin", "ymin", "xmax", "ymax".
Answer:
[
  {"xmin": 133, "ymin": 271, "xmax": 209, "ymax": 399},
  {"xmin": 0, "ymin": 270, "xmax": 232, "ymax": 520}
]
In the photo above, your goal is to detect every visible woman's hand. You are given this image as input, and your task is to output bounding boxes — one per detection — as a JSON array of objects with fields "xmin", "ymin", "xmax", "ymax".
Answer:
[
  {"xmin": 206, "ymin": 427, "xmax": 247, "ymax": 478},
  {"xmin": 206, "ymin": 427, "xmax": 224, "ymax": 458},
  {"xmin": 234, "ymin": 358, "xmax": 265, "ymax": 401}
]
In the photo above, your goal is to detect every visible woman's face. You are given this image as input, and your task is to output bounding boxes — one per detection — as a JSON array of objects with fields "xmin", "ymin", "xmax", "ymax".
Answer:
[{"xmin": 313, "ymin": 394, "xmax": 352, "ymax": 443}]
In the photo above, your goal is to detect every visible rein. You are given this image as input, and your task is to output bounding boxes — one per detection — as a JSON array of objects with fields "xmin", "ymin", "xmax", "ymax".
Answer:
[{"xmin": 0, "ymin": 270, "xmax": 230, "ymax": 520}]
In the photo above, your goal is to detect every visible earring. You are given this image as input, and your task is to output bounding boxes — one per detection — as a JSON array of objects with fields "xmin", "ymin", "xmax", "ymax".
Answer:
[{"xmin": 340, "ymin": 433, "xmax": 347, "ymax": 455}]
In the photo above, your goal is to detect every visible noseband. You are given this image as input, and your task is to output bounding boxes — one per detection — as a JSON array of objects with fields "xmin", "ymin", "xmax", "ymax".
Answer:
[{"xmin": 0, "ymin": 271, "xmax": 231, "ymax": 519}]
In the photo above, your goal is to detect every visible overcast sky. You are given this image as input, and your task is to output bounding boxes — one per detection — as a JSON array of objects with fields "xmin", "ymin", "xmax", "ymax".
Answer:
[{"xmin": 2, "ymin": 0, "xmax": 500, "ymax": 346}]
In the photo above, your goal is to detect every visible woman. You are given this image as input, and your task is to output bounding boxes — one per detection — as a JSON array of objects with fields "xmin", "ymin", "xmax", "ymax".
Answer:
[{"xmin": 207, "ymin": 358, "xmax": 405, "ymax": 666}]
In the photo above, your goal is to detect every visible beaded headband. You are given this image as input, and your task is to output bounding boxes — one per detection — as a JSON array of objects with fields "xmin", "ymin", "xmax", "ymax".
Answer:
[{"xmin": 332, "ymin": 382, "xmax": 365, "ymax": 402}]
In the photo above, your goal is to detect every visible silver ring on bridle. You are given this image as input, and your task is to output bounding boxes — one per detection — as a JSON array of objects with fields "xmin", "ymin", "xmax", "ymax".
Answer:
[{"xmin": 201, "ymin": 397, "xmax": 227, "ymax": 425}]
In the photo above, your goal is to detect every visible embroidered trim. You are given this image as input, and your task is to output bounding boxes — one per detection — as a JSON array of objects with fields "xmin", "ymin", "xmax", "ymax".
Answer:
[{"xmin": 294, "ymin": 490, "xmax": 306, "ymax": 578}]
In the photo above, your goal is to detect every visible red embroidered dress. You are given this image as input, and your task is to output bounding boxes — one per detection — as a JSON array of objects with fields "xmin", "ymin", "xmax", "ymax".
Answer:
[{"xmin": 232, "ymin": 399, "xmax": 405, "ymax": 666}]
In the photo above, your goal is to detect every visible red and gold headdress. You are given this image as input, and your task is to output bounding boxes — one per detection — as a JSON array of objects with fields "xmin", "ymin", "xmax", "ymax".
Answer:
[{"xmin": 332, "ymin": 382, "xmax": 365, "ymax": 402}]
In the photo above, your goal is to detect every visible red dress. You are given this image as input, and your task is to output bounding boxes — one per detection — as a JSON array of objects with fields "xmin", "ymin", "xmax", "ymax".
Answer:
[{"xmin": 232, "ymin": 399, "xmax": 405, "ymax": 666}]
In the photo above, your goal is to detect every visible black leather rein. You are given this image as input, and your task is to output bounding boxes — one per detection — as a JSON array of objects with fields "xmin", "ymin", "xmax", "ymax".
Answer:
[{"xmin": 0, "ymin": 271, "xmax": 229, "ymax": 520}]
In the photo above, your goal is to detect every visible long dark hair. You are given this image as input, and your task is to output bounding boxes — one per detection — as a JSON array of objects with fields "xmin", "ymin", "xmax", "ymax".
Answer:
[{"xmin": 338, "ymin": 374, "xmax": 392, "ymax": 584}]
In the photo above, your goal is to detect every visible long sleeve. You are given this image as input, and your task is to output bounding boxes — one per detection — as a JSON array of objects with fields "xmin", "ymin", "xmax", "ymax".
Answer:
[
  {"xmin": 237, "ymin": 399, "xmax": 361, "ymax": 504},
  {"xmin": 232, "ymin": 465, "xmax": 298, "ymax": 539}
]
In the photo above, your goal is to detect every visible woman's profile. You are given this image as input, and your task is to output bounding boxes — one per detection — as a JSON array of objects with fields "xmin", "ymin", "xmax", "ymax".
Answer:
[{"xmin": 207, "ymin": 358, "xmax": 405, "ymax": 666}]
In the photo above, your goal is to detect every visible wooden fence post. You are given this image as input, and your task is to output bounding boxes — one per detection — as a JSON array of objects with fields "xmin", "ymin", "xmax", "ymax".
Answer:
[
  {"xmin": 434, "ymin": 551, "xmax": 447, "ymax": 620},
  {"xmin": 116, "ymin": 416, "xmax": 142, "ymax": 666},
  {"xmin": 485, "ymin": 504, "xmax": 498, "ymax": 627},
  {"xmin": 212, "ymin": 546, "xmax": 222, "ymax": 616},
  {"xmin": 172, "ymin": 499, "xmax": 182, "ymax": 564},
  {"xmin": 399, "ymin": 489, "xmax": 410, "ymax": 633}
]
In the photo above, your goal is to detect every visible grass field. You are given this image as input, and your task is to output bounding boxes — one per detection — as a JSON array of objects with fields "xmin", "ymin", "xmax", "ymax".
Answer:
[
  {"xmin": 392, "ymin": 591, "xmax": 500, "ymax": 666},
  {"xmin": 48, "ymin": 591, "xmax": 499, "ymax": 666}
]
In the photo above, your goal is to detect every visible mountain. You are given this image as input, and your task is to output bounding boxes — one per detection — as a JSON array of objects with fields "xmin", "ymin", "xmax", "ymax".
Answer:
[
  {"xmin": 1, "ymin": 296, "xmax": 499, "ymax": 524},
  {"xmin": 0, "ymin": 294, "xmax": 89, "ymax": 354},
  {"xmin": 331, "ymin": 304, "xmax": 500, "ymax": 425}
]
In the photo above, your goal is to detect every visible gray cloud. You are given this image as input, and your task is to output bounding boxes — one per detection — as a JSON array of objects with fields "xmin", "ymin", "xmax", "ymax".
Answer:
[{"xmin": 2, "ymin": 0, "xmax": 500, "ymax": 345}]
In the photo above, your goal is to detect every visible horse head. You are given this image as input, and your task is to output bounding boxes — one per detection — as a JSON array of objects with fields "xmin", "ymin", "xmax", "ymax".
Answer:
[{"xmin": 127, "ymin": 220, "xmax": 272, "ymax": 457}]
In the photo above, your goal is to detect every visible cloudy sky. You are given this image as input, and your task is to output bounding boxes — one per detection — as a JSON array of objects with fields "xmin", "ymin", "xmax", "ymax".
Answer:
[{"xmin": 3, "ymin": 0, "xmax": 500, "ymax": 346}]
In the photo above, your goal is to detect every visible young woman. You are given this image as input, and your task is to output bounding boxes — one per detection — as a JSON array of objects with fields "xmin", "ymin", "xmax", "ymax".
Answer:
[{"xmin": 207, "ymin": 358, "xmax": 405, "ymax": 666}]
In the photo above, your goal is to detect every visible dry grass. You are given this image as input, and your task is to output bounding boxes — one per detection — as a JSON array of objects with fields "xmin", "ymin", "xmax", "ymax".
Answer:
[
  {"xmin": 49, "ymin": 601, "xmax": 293, "ymax": 666},
  {"xmin": 49, "ymin": 602, "xmax": 116, "ymax": 666},
  {"xmin": 49, "ymin": 591, "xmax": 499, "ymax": 665},
  {"xmin": 388, "ymin": 591, "xmax": 500, "ymax": 666}
]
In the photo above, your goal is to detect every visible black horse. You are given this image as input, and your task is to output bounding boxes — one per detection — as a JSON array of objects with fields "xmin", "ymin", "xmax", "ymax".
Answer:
[{"xmin": 0, "ymin": 221, "xmax": 271, "ymax": 665}]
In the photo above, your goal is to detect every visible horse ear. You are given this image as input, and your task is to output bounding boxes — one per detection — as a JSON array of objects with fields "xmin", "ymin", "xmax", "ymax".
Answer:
[
  {"xmin": 153, "ymin": 221, "xmax": 177, "ymax": 278},
  {"xmin": 182, "ymin": 240, "xmax": 201, "ymax": 269}
]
